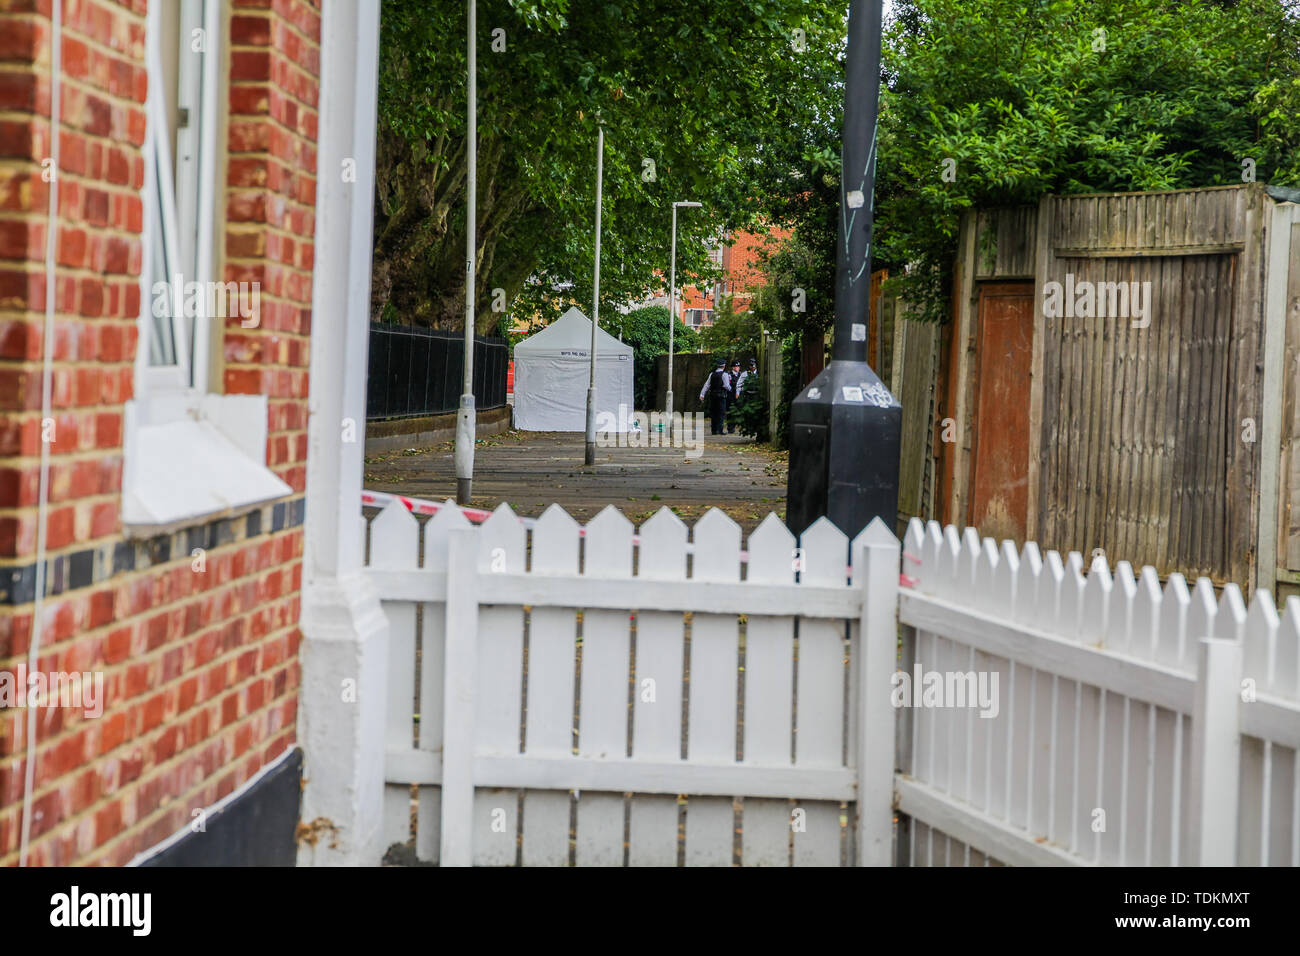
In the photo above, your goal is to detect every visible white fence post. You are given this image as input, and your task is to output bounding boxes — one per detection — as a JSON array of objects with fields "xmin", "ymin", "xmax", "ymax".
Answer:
[
  {"xmin": 296, "ymin": 0, "xmax": 385, "ymax": 866},
  {"xmin": 1189, "ymin": 636, "xmax": 1243, "ymax": 866},
  {"xmin": 854, "ymin": 517, "xmax": 901, "ymax": 866},
  {"xmin": 440, "ymin": 526, "xmax": 481, "ymax": 866}
]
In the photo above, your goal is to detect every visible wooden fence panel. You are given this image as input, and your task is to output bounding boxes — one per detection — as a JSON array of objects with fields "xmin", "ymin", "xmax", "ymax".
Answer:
[
  {"xmin": 897, "ymin": 315, "xmax": 941, "ymax": 526},
  {"xmin": 1039, "ymin": 251, "xmax": 1238, "ymax": 582}
]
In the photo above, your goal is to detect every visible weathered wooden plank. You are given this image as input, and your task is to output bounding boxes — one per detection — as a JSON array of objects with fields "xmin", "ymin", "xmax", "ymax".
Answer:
[
  {"xmin": 1178, "ymin": 253, "xmax": 1207, "ymax": 577},
  {"xmin": 1230, "ymin": 187, "xmax": 1266, "ymax": 588},
  {"xmin": 898, "ymin": 317, "xmax": 941, "ymax": 521},
  {"xmin": 1029, "ymin": 197, "xmax": 1053, "ymax": 543},
  {"xmin": 1159, "ymin": 254, "xmax": 1186, "ymax": 572},
  {"xmin": 1098, "ymin": 256, "xmax": 1122, "ymax": 561},
  {"xmin": 1082, "ymin": 251, "xmax": 1109, "ymax": 558},
  {"xmin": 951, "ymin": 212, "xmax": 979, "ymax": 527},
  {"xmin": 1207, "ymin": 250, "xmax": 1234, "ymax": 580},
  {"xmin": 1135, "ymin": 254, "xmax": 1162, "ymax": 569},
  {"xmin": 1285, "ymin": 221, "xmax": 1300, "ymax": 570}
]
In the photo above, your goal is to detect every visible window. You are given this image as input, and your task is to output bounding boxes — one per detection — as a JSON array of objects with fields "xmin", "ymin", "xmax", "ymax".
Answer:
[
  {"xmin": 139, "ymin": 0, "xmax": 215, "ymax": 395},
  {"xmin": 125, "ymin": 0, "xmax": 289, "ymax": 534}
]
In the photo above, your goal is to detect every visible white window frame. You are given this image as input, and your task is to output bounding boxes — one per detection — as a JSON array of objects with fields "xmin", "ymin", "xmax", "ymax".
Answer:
[
  {"xmin": 125, "ymin": 0, "xmax": 290, "ymax": 536},
  {"xmin": 137, "ymin": 0, "xmax": 221, "ymax": 405},
  {"xmin": 138, "ymin": 55, "xmax": 190, "ymax": 398}
]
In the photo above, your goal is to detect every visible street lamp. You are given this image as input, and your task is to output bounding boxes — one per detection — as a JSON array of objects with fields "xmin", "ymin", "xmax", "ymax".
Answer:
[
  {"xmin": 584, "ymin": 123, "xmax": 605, "ymax": 466},
  {"xmin": 785, "ymin": 0, "xmax": 900, "ymax": 540},
  {"xmin": 666, "ymin": 200, "xmax": 702, "ymax": 433},
  {"xmin": 454, "ymin": 0, "xmax": 477, "ymax": 505}
]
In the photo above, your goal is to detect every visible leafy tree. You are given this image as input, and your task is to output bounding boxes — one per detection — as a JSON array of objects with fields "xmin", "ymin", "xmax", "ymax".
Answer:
[
  {"xmin": 727, "ymin": 373, "xmax": 770, "ymax": 442},
  {"xmin": 874, "ymin": 0, "xmax": 1300, "ymax": 322},
  {"xmin": 374, "ymin": 0, "xmax": 847, "ymax": 333},
  {"xmin": 748, "ymin": 233, "xmax": 834, "ymax": 342},
  {"xmin": 601, "ymin": 305, "xmax": 698, "ymax": 410},
  {"xmin": 697, "ymin": 294, "xmax": 762, "ymax": 358}
]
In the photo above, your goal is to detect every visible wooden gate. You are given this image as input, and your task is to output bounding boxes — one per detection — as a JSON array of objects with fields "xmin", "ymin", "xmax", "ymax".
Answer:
[
  {"xmin": 354, "ymin": 489, "xmax": 1300, "ymax": 866},
  {"xmin": 969, "ymin": 282, "xmax": 1034, "ymax": 542},
  {"xmin": 368, "ymin": 499, "xmax": 899, "ymax": 866}
]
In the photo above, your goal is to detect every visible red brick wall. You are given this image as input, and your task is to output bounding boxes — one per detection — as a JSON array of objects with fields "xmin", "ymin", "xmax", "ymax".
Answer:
[
  {"xmin": 224, "ymin": 0, "xmax": 318, "ymax": 494},
  {"xmin": 0, "ymin": 0, "xmax": 317, "ymax": 866},
  {"xmin": 677, "ymin": 225, "xmax": 791, "ymax": 324}
]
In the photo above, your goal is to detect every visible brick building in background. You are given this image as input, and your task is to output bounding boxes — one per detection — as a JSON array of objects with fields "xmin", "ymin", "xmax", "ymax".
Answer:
[
  {"xmin": 0, "ymin": 0, "xmax": 320, "ymax": 866},
  {"xmin": 676, "ymin": 225, "xmax": 790, "ymax": 329}
]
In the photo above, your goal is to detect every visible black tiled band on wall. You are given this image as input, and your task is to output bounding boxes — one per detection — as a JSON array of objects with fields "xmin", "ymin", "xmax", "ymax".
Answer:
[{"xmin": 0, "ymin": 497, "xmax": 306, "ymax": 607}]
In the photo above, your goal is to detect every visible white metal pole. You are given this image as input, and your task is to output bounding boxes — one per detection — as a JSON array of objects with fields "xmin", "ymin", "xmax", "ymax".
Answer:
[
  {"xmin": 585, "ymin": 124, "xmax": 604, "ymax": 466},
  {"xmin": 666, "ymin": 204, "xmax": 677, "ymax": 433},
  {"xmin": 455, "ymin": 0, "xmax": 477, "ymax": 504}
]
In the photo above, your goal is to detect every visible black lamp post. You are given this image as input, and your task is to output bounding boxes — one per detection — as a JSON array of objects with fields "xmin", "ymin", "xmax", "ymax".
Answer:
[{"xmin": 785, "ymin": 0, "xmax": 900, "ymax": 541}]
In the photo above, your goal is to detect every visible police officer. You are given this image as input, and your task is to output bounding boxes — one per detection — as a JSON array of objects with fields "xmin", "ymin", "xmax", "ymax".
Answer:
[
  {"xmin": 699, "ymin": 361, "xmax": 731, "ymax": 435},
  {"xmin": 726, "ymin": 360, "xmax": 743, "ymax": 433}
]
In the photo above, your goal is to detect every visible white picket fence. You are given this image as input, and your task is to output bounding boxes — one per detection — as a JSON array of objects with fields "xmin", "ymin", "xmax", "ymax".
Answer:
[
  {"xmin": 366, "ymin": 499, "xmax": 899, "ymax": 866},
  {"xmin": 362, "ymin": 498, "xmax": 1300, "ymax": 866},
  {"xmin": 898, "ymin": 519, "xmax": 1300, "ymax": 867}
]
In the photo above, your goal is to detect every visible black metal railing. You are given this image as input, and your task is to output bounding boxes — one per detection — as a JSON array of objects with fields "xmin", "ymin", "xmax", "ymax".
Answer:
[{"xmin": 366, "ymin": 323, "xmax": 508, "ymax": 420}]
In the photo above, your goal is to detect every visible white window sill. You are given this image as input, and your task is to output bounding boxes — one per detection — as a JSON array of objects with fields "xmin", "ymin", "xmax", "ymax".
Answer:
[{"xmin": 122, "ymin": 392, "xmax": 292, "ymax": 538}]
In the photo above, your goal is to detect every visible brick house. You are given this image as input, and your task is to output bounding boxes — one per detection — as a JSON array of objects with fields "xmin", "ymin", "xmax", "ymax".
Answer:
[
  {"xmin": 0, "ymin": 0, "xmax": 383, "ymax": 866},
  {"xmin": 677, "ymin": 225, "xmax": 790, "ymax": 329}
]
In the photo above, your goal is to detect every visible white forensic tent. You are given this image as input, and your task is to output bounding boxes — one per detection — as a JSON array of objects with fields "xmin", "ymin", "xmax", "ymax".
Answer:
[{"xmin": 512, "ymin": 306, "xmax": 634, "ymax": 431}]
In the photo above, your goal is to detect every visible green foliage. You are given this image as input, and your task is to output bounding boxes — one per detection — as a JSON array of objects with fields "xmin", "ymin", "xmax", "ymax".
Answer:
[
  {"xmin": 748, "ymin": 233, "xmax": 835, "ymax": 342},
  {"xmin": 875, "ymin": 0, "xmax": 1300, "ymax": 322},
  {"xmin": 601, "ymin": 305, "xmax": 698, "ymax": 410},
  {"xmin": 742, "ymin": 230, "xmax": 834, "ymax": 449},
  {"xmin": 496, "ymin": 312, "xmax": 527, "ymax": 351},
  {"xmin": 697, "ymin": 294, "xmax": 762, "ymax": 357},
  {"xmin": 774, "ymin": 334, "xmax": 802, "ymax": 450},
  {"xmin": 374, "ymin": 0, "xmax": 847, "ymax": 332},
  {"xmin": 726, "ymin": 374, "xmax": 769, "ymax": 442}
]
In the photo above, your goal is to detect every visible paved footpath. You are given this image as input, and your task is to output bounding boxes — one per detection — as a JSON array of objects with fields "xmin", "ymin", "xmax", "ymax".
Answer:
[{"xmin": 363, "ymin": 428, "xmax": 789, "ymax": 533}]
